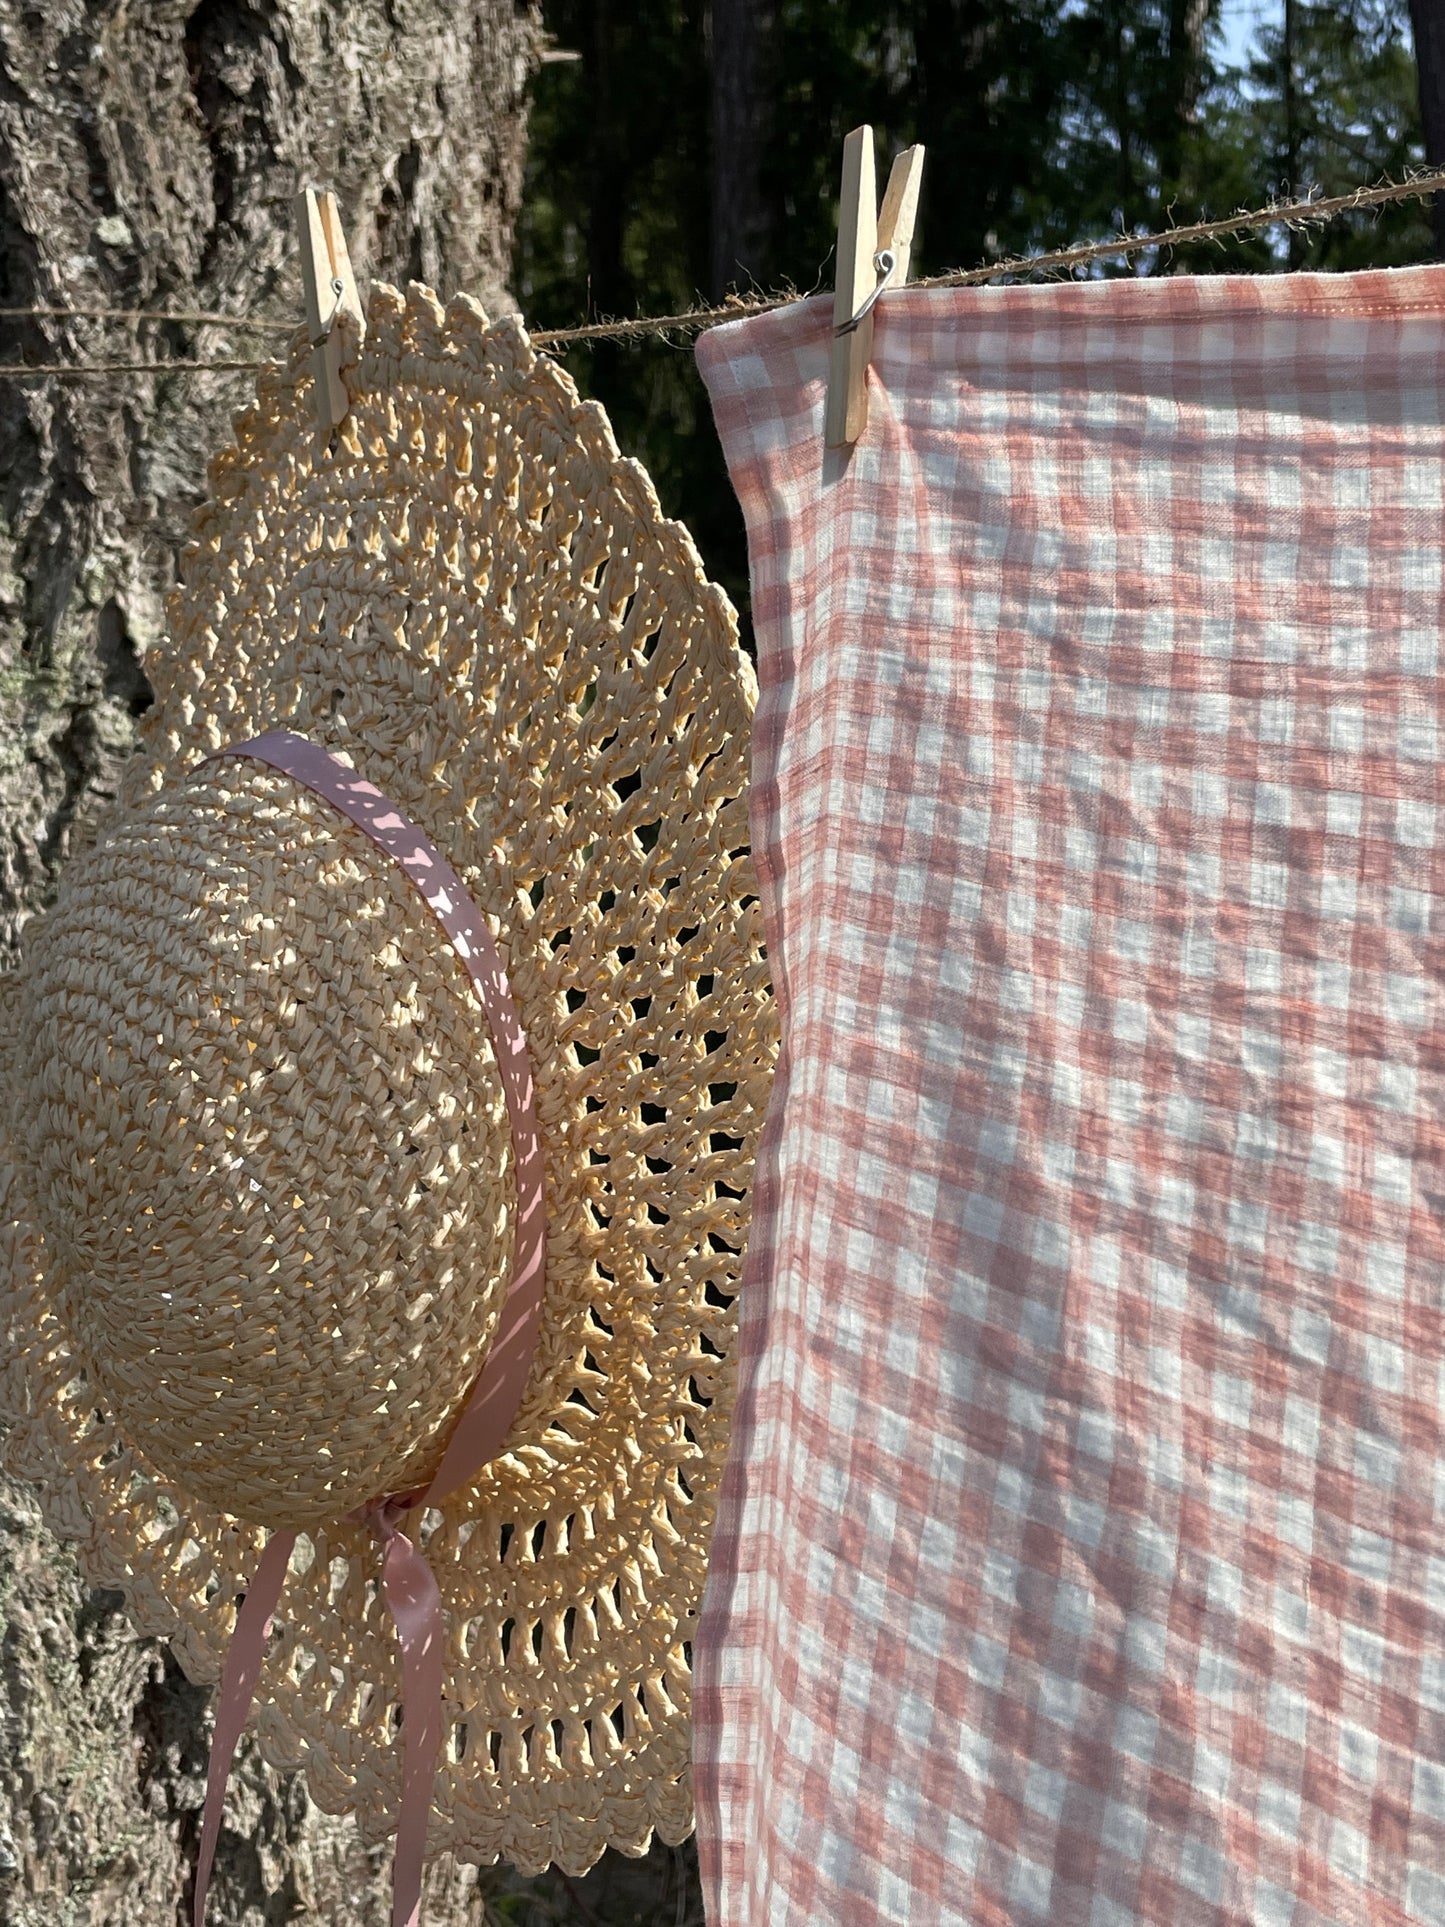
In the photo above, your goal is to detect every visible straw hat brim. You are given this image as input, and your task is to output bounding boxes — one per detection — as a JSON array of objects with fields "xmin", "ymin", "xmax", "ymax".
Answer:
[{"xmin": 0, "ymin": 285, "xmax": 777, "ymax": 1875}]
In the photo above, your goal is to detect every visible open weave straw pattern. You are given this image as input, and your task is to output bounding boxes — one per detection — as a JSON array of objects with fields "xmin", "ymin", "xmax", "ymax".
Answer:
[{"xmin": 0, "ymin": 282, "xmax": 776, "ymax": 1874}]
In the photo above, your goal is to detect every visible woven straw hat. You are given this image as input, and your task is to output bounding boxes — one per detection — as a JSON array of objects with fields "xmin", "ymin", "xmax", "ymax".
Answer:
[{"xmin": 0, "ymin": 281, "xmax": 775, "ymax": 1876}]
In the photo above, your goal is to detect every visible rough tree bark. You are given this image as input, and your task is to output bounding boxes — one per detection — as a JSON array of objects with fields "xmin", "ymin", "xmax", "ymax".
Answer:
[
  {"xmin": 1409, "ymin": 0, "xmax": 1445, "ymax": 256},
  {"xmin": 0, "ymin": 3, "xmax": 542, "ymax": 1922}
]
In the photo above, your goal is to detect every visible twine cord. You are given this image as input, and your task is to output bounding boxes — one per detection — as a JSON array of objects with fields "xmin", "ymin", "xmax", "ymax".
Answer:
[
  {"xmin": 535, "ymin": 169, "xmax": 1445, "ymax": 344},
  {"xmin": 0, "ymin": 306, "xmax": 293, "ymax": 327},
  {"xmin": 0, "ymin": 167, "xmax": 1442, "ymax": 377},
  {"xmin": 0, "ymin": 360, "xmax": 276, "ymax": 377}
]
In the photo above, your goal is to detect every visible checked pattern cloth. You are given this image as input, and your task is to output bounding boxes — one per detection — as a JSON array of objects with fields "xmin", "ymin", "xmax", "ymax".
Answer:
[{"xmin": 694, "ymin": 266, "xmax": 1445, "ymax": 1927}]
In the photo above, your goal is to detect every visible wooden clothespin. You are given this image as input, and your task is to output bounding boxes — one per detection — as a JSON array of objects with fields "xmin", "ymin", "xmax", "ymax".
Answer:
[
  {"xmin": 294, "ymin": 188, "xmax": 365, "ymax": 436},
  {"xmin": 825, "ymin": 130, "xmax": 925, "ymax": 449}
]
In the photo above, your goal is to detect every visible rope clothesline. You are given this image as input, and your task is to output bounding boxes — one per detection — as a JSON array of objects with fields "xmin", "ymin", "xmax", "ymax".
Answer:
[
  {"xmin": 1, "ymin": 167, "xmax": 1442, "ymax": 379},
  {"xmin": 536, "ymin": 168, "xmax": 1445, "ymax": 343},
  {"xmin": 0, "ymin": 360, "xmax": 271, "ymax": 378},
  {"xmin": 0, "ymin": 306, "xmax": 293, "ymax": 329}
]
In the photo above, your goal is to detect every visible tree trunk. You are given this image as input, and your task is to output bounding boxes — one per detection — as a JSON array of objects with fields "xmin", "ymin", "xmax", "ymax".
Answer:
[
  {"xmin": 1161, "ymin": 0, "xmax": 1213, "ymax": 193},
  {"xmin": 708, "ymin": 0, "xmax": 778, "ymax": 298},
  {"xmin": 582, "ymin": 0, "xmax": 632, "ymax": 323},
  {"xmin": 1409, "ymin": 0, "xmax": 1445, "ymax": 256},
  {"xmin": 1284, "ymin": 0, "xmax": 1303, "ymax": 266},
  {"xmin": 0, "ymin": 3, "xmax": 538, "ymax": 1920}
]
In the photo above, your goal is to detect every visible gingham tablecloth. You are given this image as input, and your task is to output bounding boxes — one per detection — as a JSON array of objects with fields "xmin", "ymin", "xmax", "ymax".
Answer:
[{"xmin": 694, "ymin": 267, "xmax": 1445, "ymax": 1927}]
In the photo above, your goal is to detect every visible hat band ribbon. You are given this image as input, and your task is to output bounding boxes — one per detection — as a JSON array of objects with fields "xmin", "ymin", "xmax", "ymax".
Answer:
[{"xmin": 190, "ymin": 729, "xmax": 547, "ymax": 1927}]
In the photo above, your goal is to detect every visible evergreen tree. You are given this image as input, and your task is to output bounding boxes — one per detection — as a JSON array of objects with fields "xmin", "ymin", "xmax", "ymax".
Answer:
[
  {"xmin": 516, "ymin": 0, "xmax": 1430, "ymax": 606},
  {"xmin": 1221, "ymin": 0, "xmax": 1427, "ymax": 270}
]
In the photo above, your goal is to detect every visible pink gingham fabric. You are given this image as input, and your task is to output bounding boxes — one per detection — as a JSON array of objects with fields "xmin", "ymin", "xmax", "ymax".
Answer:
[{"xmin": 694, "ymin": 266, "xmax": 1445, "ymax": 1927}]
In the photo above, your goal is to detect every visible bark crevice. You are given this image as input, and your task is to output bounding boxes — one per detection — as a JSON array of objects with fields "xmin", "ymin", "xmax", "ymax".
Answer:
[{"xmin": 0, "ymin": 4, "xmax": 539, "ymax": 1917}]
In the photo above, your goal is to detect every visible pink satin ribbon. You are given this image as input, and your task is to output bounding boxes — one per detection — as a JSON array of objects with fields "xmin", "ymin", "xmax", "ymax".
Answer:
[{"xmin": 190, "ymin": 730, "xmax": 547, "ymax": 1927}]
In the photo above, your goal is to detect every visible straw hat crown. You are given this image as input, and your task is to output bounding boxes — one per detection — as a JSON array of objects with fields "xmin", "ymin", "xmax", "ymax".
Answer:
[{"xmin": 12, "ymin": 752, "xmax": 515, "ymax": 1526}]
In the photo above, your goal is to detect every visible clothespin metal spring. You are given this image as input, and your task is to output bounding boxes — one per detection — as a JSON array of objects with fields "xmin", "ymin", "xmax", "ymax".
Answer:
[
  {"xmin": 835, "ymin": 249, "xmax": 899, "ymax": 337},
  {"xmin": 309, "ymin": 276, "xmax": 347, "ymax": 349}
]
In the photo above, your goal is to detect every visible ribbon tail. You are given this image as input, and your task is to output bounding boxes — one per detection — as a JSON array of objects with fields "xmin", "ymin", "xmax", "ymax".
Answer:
[
  {"xmin": 193, "ymin": 1529, "xmax": 297, "ymax": 1927},
  {"xmin": 381, "ymin": 1524, "xmax": 446, "ymax": 1927}
]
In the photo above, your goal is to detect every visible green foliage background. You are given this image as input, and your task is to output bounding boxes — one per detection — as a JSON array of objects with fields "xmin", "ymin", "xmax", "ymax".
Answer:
[{"xmin": 515, "ymin": 0, "xmax": 1427, "ymax": 628}]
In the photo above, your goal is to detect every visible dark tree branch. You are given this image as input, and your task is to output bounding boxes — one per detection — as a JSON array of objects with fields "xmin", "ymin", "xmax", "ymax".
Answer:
[{"xmin": 1409, "ymin": 0, "xmax": 1445, "ymax": 254}]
